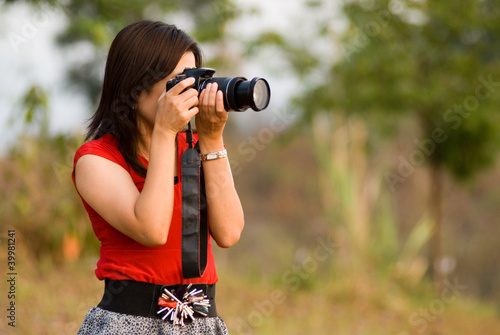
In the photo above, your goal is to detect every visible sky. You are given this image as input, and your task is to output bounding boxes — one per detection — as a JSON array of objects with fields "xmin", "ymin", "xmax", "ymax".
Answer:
[{"xmin": 0, "ymin": 0, "xmax": 340, "ymax": 155}]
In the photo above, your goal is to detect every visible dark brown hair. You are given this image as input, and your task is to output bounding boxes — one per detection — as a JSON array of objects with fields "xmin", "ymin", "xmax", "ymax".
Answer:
[{"xmin": 86, "ymin": 21, "xmax": 202, "ymax": 177}]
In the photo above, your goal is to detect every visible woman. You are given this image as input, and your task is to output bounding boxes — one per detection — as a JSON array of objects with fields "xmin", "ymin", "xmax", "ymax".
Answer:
[{"xmin": 72, "ymin": 21, "xmax": 244, "ymax": 334}]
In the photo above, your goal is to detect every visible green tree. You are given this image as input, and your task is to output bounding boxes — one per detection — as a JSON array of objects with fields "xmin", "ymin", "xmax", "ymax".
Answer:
[
  {"xmin": 335, "ymin": 0, "xmax": 500, "ymax": 287},
  {"xmin": 254, "ymin": 0, "xmax": 500, "ymax": 287}
]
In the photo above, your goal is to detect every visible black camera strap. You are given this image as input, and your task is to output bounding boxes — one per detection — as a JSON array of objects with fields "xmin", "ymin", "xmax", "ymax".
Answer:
[{"xmin": 180, "ymin": 122, "xmax": 208, "ymax": 279}]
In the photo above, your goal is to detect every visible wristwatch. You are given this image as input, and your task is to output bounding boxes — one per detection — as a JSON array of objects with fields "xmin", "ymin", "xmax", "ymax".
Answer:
[{"xmin": 200, "ymin": 149, "xmax": 227, "ymax": 161}]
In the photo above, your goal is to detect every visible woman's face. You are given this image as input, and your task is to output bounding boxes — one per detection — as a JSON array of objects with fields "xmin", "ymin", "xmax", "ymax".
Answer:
[{"xmin": 136, "ymin": 51, "xmax": 196, "ymax": 132}]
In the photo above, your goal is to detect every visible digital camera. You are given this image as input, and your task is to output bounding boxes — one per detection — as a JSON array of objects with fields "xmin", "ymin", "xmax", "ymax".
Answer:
[{"xmin": 166, "ymin": 68, "xmax": 271, "ymax": 112}]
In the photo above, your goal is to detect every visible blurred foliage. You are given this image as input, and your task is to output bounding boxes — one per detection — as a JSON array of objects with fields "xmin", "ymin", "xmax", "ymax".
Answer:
[
  {"xmin": 246, "ymin": 0, "xmax": 500, "ymax": 287},
  {"xmin": 1, "ymin": 85, "xmax": 95, "ymax": 262},
  {"xmin": 331, "ymin": 0, "xmax": 500, "ymax": 285},
  {"xmin": 7, "ymin": 85, "xmax": 50, "ymax": 141},
  {"xmin": 251, "ymin": 0, "xmax": 500, "ymax": 179},
  {"xmin": 334, "ymin": 0, "xmax": 500, "ymax": 179},
  {"xmin": 0, "ymin": 133, "xmax": 95, "ymax": 260}
]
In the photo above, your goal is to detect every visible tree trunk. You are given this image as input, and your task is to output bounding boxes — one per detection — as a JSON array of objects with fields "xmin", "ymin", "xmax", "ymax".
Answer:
[{"xmin": 429, "ymin": 165, "xmax": 444, "ymax": 292}]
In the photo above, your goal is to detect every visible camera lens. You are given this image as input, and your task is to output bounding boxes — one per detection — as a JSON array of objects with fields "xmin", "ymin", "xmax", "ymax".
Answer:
[
  {"xmin": 169, "ymin": 67, "xmax": 272, "ymax": 112},
  {"xmin": 251, "ymin": 78, "xmax": 271, "ymax": 111},
  {"xmin": 234, "ymin": 77, "xmax": 271, "ymax": 112},
  {"xmin": 206, "ymin": 77, "xmax": 270, "ymax": 112}
]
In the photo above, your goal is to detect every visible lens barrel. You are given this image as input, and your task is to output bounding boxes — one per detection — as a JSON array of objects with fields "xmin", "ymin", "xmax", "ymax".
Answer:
[
  {"xmin": 204, "ymin": 77, "xmax": 270, "ymax": 112},
  {"xmin": 166, "ymin": 68, "xmax": 271, "ymax": 112},
  {"xmin": 236, "ymin": 78, "xmax": 271, "ymax": 111}
]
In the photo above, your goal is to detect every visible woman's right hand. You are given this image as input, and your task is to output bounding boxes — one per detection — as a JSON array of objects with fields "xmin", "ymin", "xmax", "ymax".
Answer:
[{"xmin": 155, "ymin": 77, "xmax": 199, "ymax": 134}]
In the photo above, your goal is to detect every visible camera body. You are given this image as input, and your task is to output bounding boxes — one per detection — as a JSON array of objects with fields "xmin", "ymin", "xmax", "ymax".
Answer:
[{"xmin": 166, "ymin": 68, "xmax": 270, "ymax": 112}]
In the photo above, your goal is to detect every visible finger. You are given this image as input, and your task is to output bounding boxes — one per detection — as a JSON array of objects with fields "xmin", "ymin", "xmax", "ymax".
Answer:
[
  {"xmin": 179, "ymin": 87, "xmax": 199, "ymax": 101},
  {"xmin": 187, "ymin": 106, "xmax": 199, "ymax": 119},
  {"xmin": 168, "ymin": 77, "xmax": 196, "ymax": 96},
  {"xmin": 201, "ymin": 83, "xmax": 214, "ymax": 109},
  {"xmin": 177, "ymin": 105, "xmax": 199, "ymax": 131},
  {"xmin": 183, "ymin": 94, "xmax": 199, "ymax": 111},
  {"xmin": 208, "ymin": 83, "xmax": 218, "ymax": 109},
  {"xmin": 216, "ymin": 90, "xmax": 226, "ymax": 114},
  {"xmin": 199, "ymin": 85, "xmax": 207, "ymax": 107}
]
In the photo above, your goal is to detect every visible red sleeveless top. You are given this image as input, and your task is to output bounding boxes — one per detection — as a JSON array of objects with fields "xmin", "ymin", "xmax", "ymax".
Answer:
[{"xmin": 72, "ymin": 132, "xmax": 217, "ymax": 285}]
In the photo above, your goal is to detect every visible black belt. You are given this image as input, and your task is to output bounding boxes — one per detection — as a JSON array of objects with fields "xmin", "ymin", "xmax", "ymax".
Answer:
[{"xmin": 97, "ymin": 279, "xmax": 217, "ymax": 321}]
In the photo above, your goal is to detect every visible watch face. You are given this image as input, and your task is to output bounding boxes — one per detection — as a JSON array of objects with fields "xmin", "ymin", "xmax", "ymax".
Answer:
[
  {"xmin": 206, "ymin": 153, "xmax": 218, "ymax": 160},
  {"xmin": 202, "ymin": 149, "xmax": 227, "ymax": 161}
]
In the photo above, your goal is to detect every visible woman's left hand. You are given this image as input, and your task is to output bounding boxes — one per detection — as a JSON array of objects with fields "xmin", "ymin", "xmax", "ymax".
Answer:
[{"xmin": 196, "ymin": 83, "xmax": 228, "ymax": 140}]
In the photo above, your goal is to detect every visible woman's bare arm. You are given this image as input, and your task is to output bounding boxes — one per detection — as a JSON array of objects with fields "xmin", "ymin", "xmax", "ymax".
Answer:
[{"xmin": 196, "ymin": 83, "xmax": 245, "ymax": 248}]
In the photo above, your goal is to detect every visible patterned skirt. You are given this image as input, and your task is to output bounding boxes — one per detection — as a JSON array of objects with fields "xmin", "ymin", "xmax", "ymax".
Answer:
[{"xmin": 77, "ymin": 307, "xmax": 229, "ymax": 335}]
